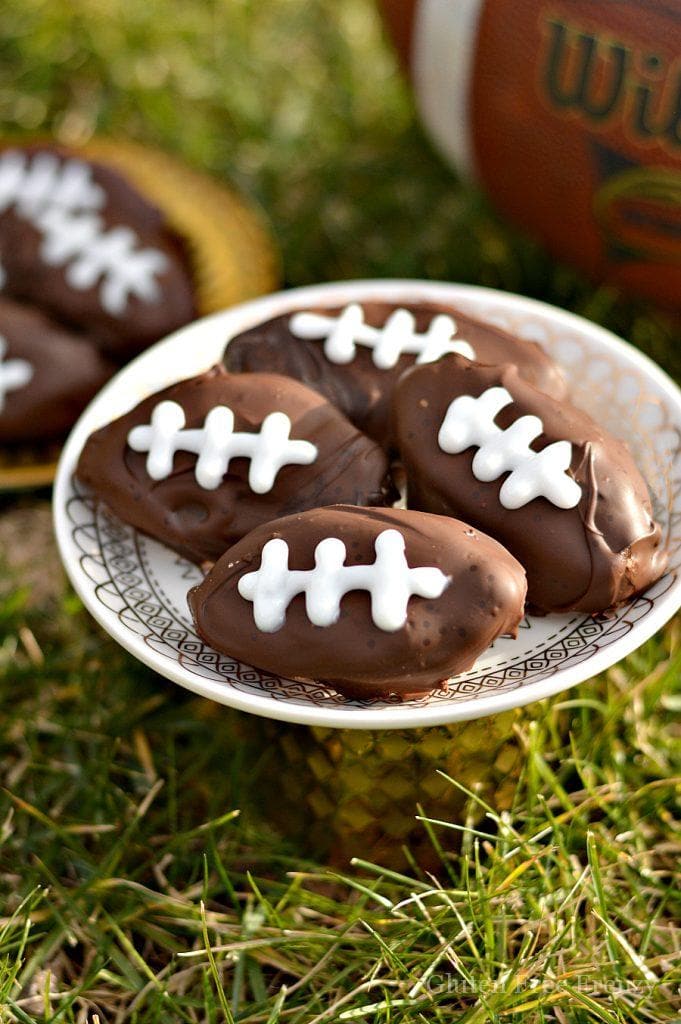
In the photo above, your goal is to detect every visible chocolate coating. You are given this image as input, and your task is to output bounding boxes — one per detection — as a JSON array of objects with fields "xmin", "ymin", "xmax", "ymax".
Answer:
[
  {"xmin": 394, "ymin": 355, "xmax": 668, "ymax": 614},
  {"xmin": 76, "ymin": 366, "xmax": 395, "ymax": 564},
  {"xmin": 188, "ymin": 505, "xmax": 527, "ymax": 699},
  {"xmin": 0, "ymin": 296, "xmax": 114, "ymax": 443},
  {"xmin": 223, "ymin": 300, "xmax": 566, "ymax": 447},
  {"xmin": 0, "ymin": 144, "xmax": 196, "ymax": 356}
]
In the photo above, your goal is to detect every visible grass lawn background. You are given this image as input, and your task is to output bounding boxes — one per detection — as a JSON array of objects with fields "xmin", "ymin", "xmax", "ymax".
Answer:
[{"xmin": 0, "ymin": 1, "xmax": 679, "ymax": 1021}]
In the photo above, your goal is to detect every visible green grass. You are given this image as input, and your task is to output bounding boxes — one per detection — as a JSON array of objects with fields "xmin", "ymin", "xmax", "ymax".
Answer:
[
  {"xmin": 0, "ymin": 1, "xmax": 680, "ymax": 1021},
  {"xmin": 0, "ymin": 568, "xmax": 679, "ymax": 1021}
]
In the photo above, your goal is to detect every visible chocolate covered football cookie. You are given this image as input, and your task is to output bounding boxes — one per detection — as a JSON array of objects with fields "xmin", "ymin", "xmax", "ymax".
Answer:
[
  {"xmin": 0, "ymin": 296, "xmax": 114, "ymax": 443},
  {"xmin": 188, "ymin": 505, "xmax": 527, "ymax": 699},
  {"xmin": 76, "ymin": 366, "xmax": 394, "ymax": 564},
  {"xmin": 0, "ymin": 143, "xmax": 195, "ymax": 356},
  {"xmin": 223, "ymin": 300, "xmax": 566, "ymax": 447},
  {"xmin": 0, "ymin": 138, "xmax": 277, "ymax": 480},
  {"xmin": 394, "ymin": 355, "xmax": 667, "ymax": 614}
]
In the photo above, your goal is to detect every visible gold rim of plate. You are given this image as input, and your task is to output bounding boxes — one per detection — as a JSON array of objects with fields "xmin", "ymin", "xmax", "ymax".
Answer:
[{"xmin": 0, "ymin": 448, "xmax": 60, "ymax": 490}]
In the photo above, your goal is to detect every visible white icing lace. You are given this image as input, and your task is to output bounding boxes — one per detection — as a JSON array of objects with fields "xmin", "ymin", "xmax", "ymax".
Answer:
[
  {"xmin": 0, "ymin": 149, "xmax": 168, "ymax": 316},
  {"xmin": 238, "ymin": 528, "xmax": 450, "ymax": 633},
  {"xmin": 0, "ymin": 335, "xmax": 33, "ymax": 412},
  {"xmin": 127, "ymin": 399, "xmax": 318, "ymax": 493},
  {"xmin": 438, "ymin": 386, "xmax": 582, "ymax": 510},
  {"xmin": 289, "ymin": 303, "xmax": 475, "ymax": 369}
]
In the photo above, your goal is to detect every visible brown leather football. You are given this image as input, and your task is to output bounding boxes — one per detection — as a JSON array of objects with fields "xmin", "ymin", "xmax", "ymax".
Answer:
[{"xmin": 379, "ymin": 0, "xmax": 681, "ymax": 310}]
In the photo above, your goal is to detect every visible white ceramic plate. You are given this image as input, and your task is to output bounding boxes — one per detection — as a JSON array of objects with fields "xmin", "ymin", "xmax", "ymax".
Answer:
[{"xmin": 53, "ymin": 281, "xmax": 681, "ymax": 729}]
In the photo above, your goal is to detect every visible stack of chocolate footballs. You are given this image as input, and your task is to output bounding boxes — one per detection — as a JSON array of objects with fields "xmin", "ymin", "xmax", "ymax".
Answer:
[
  {"xmin": 76, "ymin": 298, "xmax": 668, "ymax": 700},
  {"xmin": 0, "ymin": 140, "xmax": 275, "ymax": 463},
  {"xmin": 0, "ymin": 143, "xmax": 188, "ymax": 447}
]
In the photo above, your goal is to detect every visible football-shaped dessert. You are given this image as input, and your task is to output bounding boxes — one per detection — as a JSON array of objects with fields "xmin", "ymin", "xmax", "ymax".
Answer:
[
  {"xmin": 188, "ymin": 505, "xmax": 527, "ymax": 700},
  {"xmin": 0, "ymin": 139, "xmax": 277, "ymax": 469},
  {"xmin": 0, "ymin": 296, "xmax": 113, "ymax": 443},
  {"xmin": 380, "ymin": 0, "xmax": 681, "ymax": 310},
  {"xmin": 0, "ymin": 144, "xmax": 195, "ymax": 356},
  {"xmin": 394, "ymin": 354, "xmax": 667, "ymax": 614},
  {"xmin": 76, "ymin": 366, "xmax": 394, "ymax": 565},
  {"xmin": 223, "ymin": 299, "xmax": 566, "ymax": 448}
]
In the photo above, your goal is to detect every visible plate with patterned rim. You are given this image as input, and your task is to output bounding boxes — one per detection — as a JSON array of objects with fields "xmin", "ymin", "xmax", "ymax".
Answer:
[{"xmin": 52, "ymin": 281, "xmax": 681, "ymax": 729}]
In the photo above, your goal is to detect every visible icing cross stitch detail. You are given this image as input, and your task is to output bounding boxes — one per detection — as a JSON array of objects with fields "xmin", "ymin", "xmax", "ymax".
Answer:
[
  {"xmin": 37, "ymin": 208, "xmax": 168, "ymax": 317},
  {"xmin": 289, "ymin": 303, "xmax": 475, "ymax": 369},
  {"xmin": 0, "ymin": 149, "xmax": 168, "ymax": 317},
  {"xmin": 127, "ymin": 400, "xmax": 318, "ymax": 493},
  {"xmin": 237, "ymin": 528, "xmax": 450, "ymax": 633},
  {"xmin": 0, "ymin": 336, "xmax": 33, "ymax": 413},
  {"xmin": 0, "ymin": 150, "xmax": 105, "ymax": 215},
  {"xmin": 438, "ymin": 386, "xmax": 582, "ymax": 510}
]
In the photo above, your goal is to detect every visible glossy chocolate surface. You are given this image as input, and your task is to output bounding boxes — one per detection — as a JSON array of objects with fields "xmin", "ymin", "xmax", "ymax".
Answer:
[
  {"xmin": 76, "ymin": 366, "xmax": 395, "ymax": 564},
  {"xmin": 394, "ymin": 355, "xmax": 667, "ymax": 613},
  {"xmin": 189, "ymin": 505, "xmax": 527, "ymax": 699},
  {"xmin": 0, "ymin": 296, "xmax": 114, "ymax": 443},
  {"xmin": 224, "ymin": 300, "xmax": 566, "ymax": 447}
]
